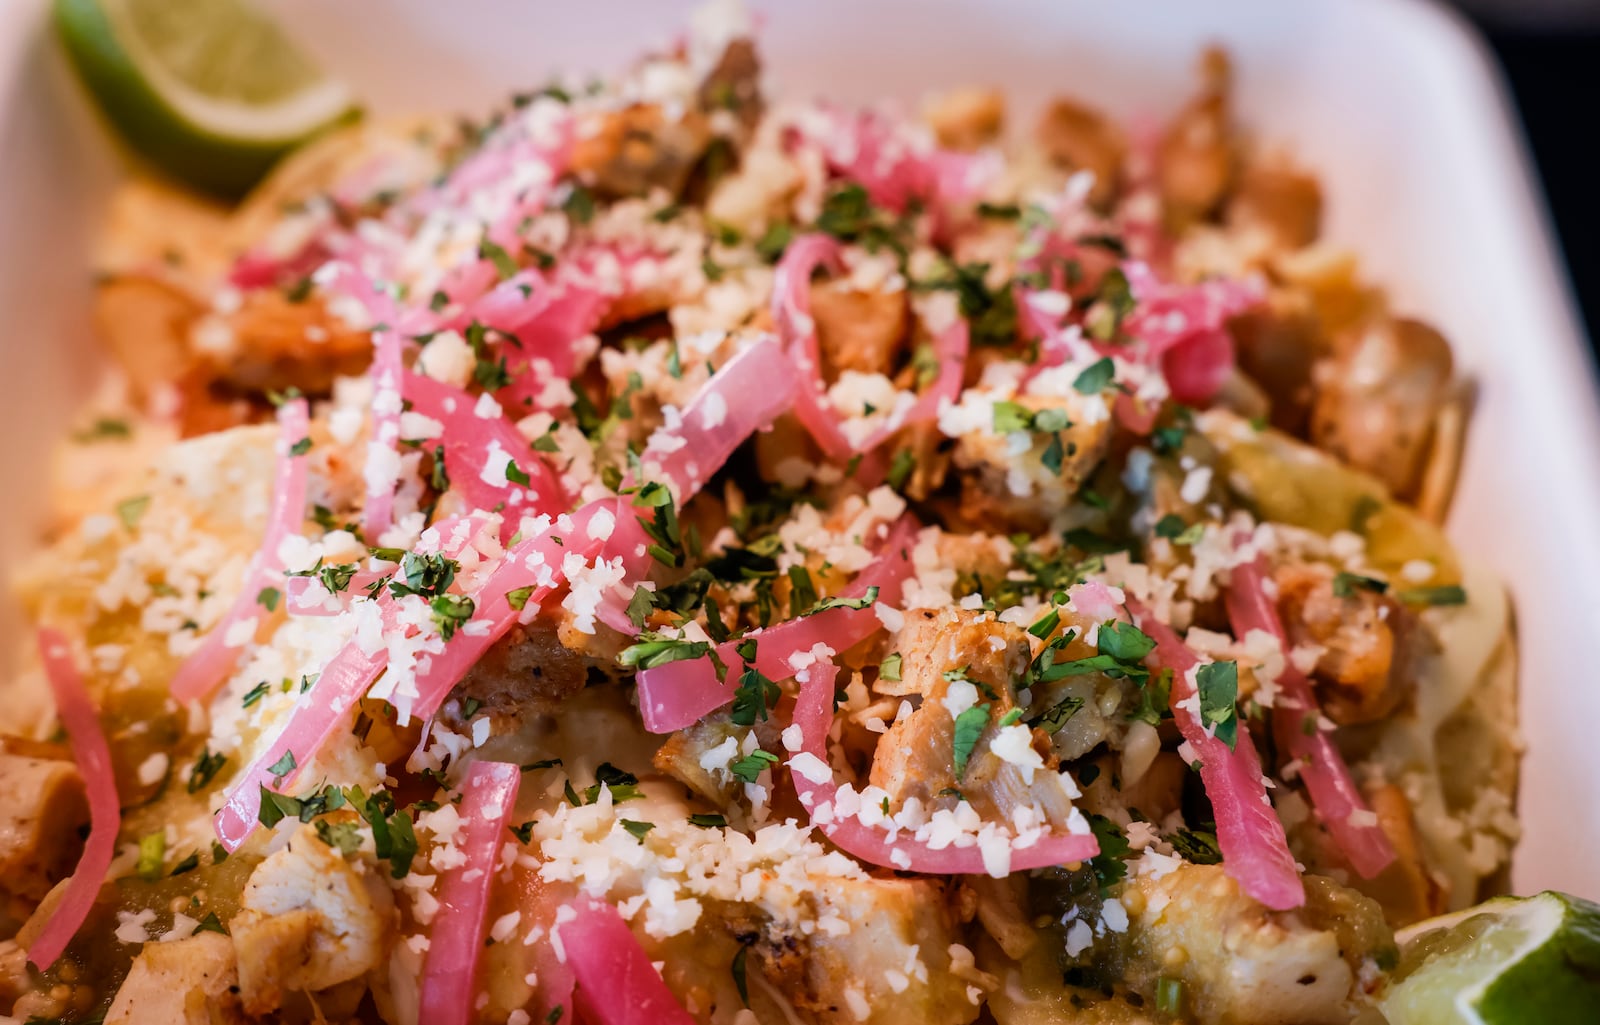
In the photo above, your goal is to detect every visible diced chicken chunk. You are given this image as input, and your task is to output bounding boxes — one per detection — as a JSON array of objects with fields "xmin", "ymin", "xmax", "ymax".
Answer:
[
  {"xmin": 1227, "ymin": 158, "xmax": 1323, "ymax": 252},
  {"xmin": 0, "ymin": 751, "xmax": 88, "ymax": 901},
  {"xmin": 752, "ymin": 875, "xmax": 977, "ymax": 1025},
  {"xmin": 811, "ymin": 282, "xmax": 909, "ymax": 379},
  {"xmin": 952, "ymin": 400, "xmax": 1112, "ymax": 532},
  {"xmin": 194, "ymin": 291, "xmax": 373, "ymax": 396},
  {"xmin": 1121, "ymin": 865, "xmax": 1390, "ymax": 1025},
  {"xmin": 1035, "ymin": 98, "xmax": 1126, "ymax": 207},
  {"xmin": 1310, "ymin": 316, "xmax": 1454, "ymax": 501},
  {"xmin": 924, "ymin": 88, "xmax": 1005, "ymax": 151},
  {"xmin": 1228, "ymin": 290, "xmax": 1327, "ymax": 436},
  {"xmin": 231, "ymin": 821, "xmax": 393, "ymax": 1015},
  {"xmin": 571, "ymin": 104, "xmax": 713, "ymax": 200},
  {"xmin": 871, "ymin": 609, "xmax": 1076, "ymax": 830},
  {"xmin": 1274, "ymin": 562, "xmax": 1421, "ymax": 725},
  {"xmin": 105, "ymin": 932, "xmax": 245, "ymax": 1025},
  {"xmin": 1158, "ymin": 48, "xmax": 1236, "ymax": 232}
]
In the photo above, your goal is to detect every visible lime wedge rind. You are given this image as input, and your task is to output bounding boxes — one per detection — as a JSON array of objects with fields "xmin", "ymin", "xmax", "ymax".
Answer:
[
  {"xmin": 52, "ymin": 0, "xmax": 354, "ymax": 198},
  {"xmin": 1383, "ymin": 891, "xmax": 1600, "ymax": 1025}
]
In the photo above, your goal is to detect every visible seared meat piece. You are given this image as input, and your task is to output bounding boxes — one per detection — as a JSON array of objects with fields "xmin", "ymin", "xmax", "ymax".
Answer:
[
  {"xmin": 1310, "ymin": 316, "xmax": 1455, "ymax": 501},
  {"xmin": 0, "ymin": 750, "xmax": 88, "ymax": 901},
  {"xmin": 1274, "ymin": 561, "xmax": 1426, "ymax": 725},
  {"xmin": 811, "ymin": 281, "xmax": 909, "ymax": 379},
  {"xmin": 1035, "ymin": 97, "xmax": 1126, "ymax": 207},
  {"xmin": 871, "ymin": 609, "xmax": 1077, "ymax": 830},
  {"xmin": 1158, "ymin": 48, "xmax": 1236, "ymax": 232},
  {"xmin": 925, "ymin": 88, "xmax": 1005, "ymax": 151},
  {"xmin": 230, "ymin": 821, "xmax": 394, "ymax": 1016},
  {"xmin": 105, "ymin": 932, "xmax": 245, "ymax": 1025}
]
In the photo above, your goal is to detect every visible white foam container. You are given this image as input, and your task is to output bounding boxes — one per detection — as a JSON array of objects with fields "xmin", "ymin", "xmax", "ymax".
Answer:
[{"xmin": 1, "ymin": 0, "xmax": 1597, "ymax": 900}]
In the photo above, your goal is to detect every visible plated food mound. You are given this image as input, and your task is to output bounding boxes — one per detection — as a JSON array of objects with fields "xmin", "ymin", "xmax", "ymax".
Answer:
[{"xmin": 5, "ymin": 4, "xmax": 1522, "ymax": 1024}]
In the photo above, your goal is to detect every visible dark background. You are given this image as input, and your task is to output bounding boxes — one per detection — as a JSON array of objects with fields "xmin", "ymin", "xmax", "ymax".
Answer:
[{"xmin": 1469, "ymin": 5, "xmax": 1600, "ymax": 345}]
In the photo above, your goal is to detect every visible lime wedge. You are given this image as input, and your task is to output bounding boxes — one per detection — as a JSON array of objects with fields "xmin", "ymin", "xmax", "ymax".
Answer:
[
  {"xmin": 1379, "ymin": 891, "xmax": 1600, "ymax": 1025},
  {"xmin": 53, "ymin": 0, "xmax": 355, "ymax": 197}
]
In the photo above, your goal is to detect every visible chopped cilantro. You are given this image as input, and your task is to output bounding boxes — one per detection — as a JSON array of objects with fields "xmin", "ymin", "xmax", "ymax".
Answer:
[
  {"xmin": 116, "ymin": 494, "xmax": 151, "ymax": 530},
  {"xmin": 1072, "ymin": 357, "xmax": 1116, "ymax": 395},
  {"xmin": 1195, "ymin": 661, "xmax": 1239, "ymax": 749},
  {"xmin": 620, "ymin": 819, "xmax": 655, "ymax": 842},
  {"xmin": 1398, "ymin": 584, "xmax": 1467, "ymax": 607},
  {"xmin": 186, "ymin": 747, "xmax": 227, "ymax": 793},
  {"xmin": 729, "ymin": 749, "xmax": 779, "ymax": 784},
  {"xmin": 952, "ymin": 703, "xmax": 991, "ymax": 778},
  {"xmin": 1029, "ymin": 695, "xmax": 1085, "ymax": 734},
  {"xmin": 1332, "ymin": 572, "xmax": 1388, "ymax": 598}
]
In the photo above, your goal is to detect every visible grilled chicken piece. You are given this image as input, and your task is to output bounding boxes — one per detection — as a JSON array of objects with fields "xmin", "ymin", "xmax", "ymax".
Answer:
[
  {"xmin": 1158, "ymin": 48, "xmax": 1236, "ymax": 232},
  {"xmin": 746, "ymin": 875, "xmax": 979, "ymax": 1025},
  {"xmin": 446, "ymin": 619, "xmax": 594, "ymax": 736},
  {"xmin": 1227, "ymin": 158, "xmax": 1323, "ymax": 252},
  {"xmin": 654, "ymin": 711, "xmax": 783, "ymax": 807},
  {"xmin": 230, "ymin": 821, "xmax": 394, "ymax": 1015},
  {"xmin": 1229, "ymin": 289, "xmax": 1327, "ymax": 436},
  {"xmin": 1121, "ymin": 866, "xmax": 1391, "ymax": 1025},
  {"xmin": 697, "ymin": 37, "xmax": 764, "ymax": 132},
  {"xmin": 811, "ymin": 282, "xmax": 909, "ymax": 378},
  {"xmin": 94, "ymin": 274, "xmax": 202, "ymax": 399},
  {"xmin": 572, "ymin": 104, "xmax": 713, "ymax": 200},
  {"xmin": 0, "ymin": 751, "xmax": 88, "ymax": 901},
  {"xmin": 1310, "ymin": 316, "xmax": 1454, "ymax": 501},
  {"xmin": 104, "ymin": 932, "xmax": 245, "ymax": 1025},
  {"xmin": 870, "ymin": 609, "xmax": 1076, "ymax": 830},
  {"xmin": 194, "ymin": 290, "xmax": 373, "ymax": 396},
  {"xmin": 925, "ymin": 88, "xmax": 1005, "ymax": 151},
  {"xmin": 951, "ymin": 399, "xmax": 1112, "ymax": 533},
  {"xmin": 1274, "ymin": 562, "xmax": 1423, "ymax": 725},
  {"xmin": 1342, "ymin": 783, "xmax": 1447, "ymax": 928},
  {"xmin": 1035, "ymin": 98, "xmax": 1126, "ymax": 207}
]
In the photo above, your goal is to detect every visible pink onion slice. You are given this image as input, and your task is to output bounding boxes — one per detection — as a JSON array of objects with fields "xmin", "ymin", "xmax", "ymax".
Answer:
[
  {"xmin": 1118, "ymin": 262, "xmax": 1262, "ymax": 406},
  {"xmin": 773, "ymin": 235, "xmax": 969, "ymax": 463},
  {"xmin": 636, "ymin": 516, "xmax": 918, "ymax": 734},
  {"xmin": 213, "ymin": 515, "xmax": 493, "ymax": 850},
  {"xmin": 560, "ymin": 895, "xmax": 696, "ymax": 1025},
  {"xmin": 364, "ymin": 330, "xmax": 406, "ymax": 541},
  {"xmin": 170, "ymin": 399, "xmax": 311, "ymax": 704},
  {"xmin": 1126, "ymin": 598, "xmax": 1306, "ymax": 910},
  {"xmin": 402, "ymin": 370, "xmax": 568, "ymax": 536},
  {"xmin": 27, "ymin": 630, "xmax": 121, "ymax": 970},
  {"xmin": 406, "ymin": 499, "xmax": 627, "ymax": 723},
  {"xmin": 1224, "ymin": 556, "xmax": 1396, "ymax": 879},
  {"xmin": 788, "ymin": 661, "xmax": 1100, "ymax": 874},
  {"xmin": 635, "ymin": 335, "xmax": 798, "ymax": 500},
  {"xmin": 419, "ymin": 760, "xmax": 522, "ymax": 1025},
  {"xmin": 285, "ymin": 570, "xmax": 386, "ymax": 617},
  {"xmin": 772, "ymin": 234, "xmax": 854, "ymax": 460}
]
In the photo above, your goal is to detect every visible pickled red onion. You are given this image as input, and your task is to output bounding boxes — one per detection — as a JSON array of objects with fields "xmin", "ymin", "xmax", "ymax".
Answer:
[
  {"xmin": 364, "ymin": 330, "xmax": 406, "ymax": 540},
  {"xmin": 419, "ymin": 760, "xmax": 522, "ymax": 1025},
  {"xmin": 405, "ymin": 499, "xmax": 627, "ymax": 724},
  {"xmin": 213, "ymin": 515, "xmax": 493, "ymax": 850},
  {"xmin": 560, "ymin": 896, "xmax": 696, "ymax": 1025},
  {"xmin": 1224, "ymin": 555, "xmax": 1396, "ymax": 879},
  {"xmin": 170, "ymin": 398, "xmax": 310, "ymax": 704},
  {"xmin": 788, "ymin": 662, "xmax": 1100, "ymax": 875},
  {"xmin": 402, "ymin": 370, "xmax": 568, "ymax": 536},
  {"xmin": 27, "ymin": 630, "xmax": 120, "ymax": 970},
  {"xmin": 635, "ymin": 335, "xmax": 797, "ymax": 500},
  {"xmin": 773, "ymin": 235, "xmax": 968, "ymax": 462},
  {"xmin": 637, "ymin": 516, "xmax": 917, "ymax": 733},
  {"xmin": 1127, "ymin": 598, "xmax": 1306, "ymax": 910}
]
